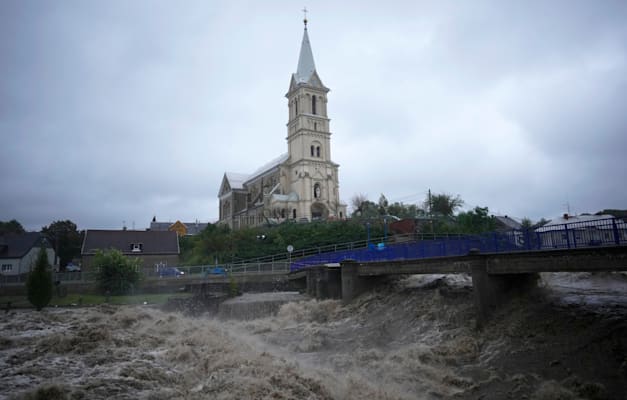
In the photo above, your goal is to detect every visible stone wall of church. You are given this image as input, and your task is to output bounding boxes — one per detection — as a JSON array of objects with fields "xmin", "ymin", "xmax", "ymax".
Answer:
[{"xmin": 233, "ymin": 192, "xmax": 247, "ymax": 214}]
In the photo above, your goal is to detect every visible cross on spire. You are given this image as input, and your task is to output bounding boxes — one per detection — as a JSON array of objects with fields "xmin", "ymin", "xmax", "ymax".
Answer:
[{"xmin": 302, "ymin": 7, "xmax": 308, "ymax": 27}]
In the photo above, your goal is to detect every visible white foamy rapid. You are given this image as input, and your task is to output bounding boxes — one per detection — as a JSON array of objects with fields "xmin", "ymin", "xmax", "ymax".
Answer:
[{"xmin": 1, "ymin": 273, "xmax": 626, "ymax": 399}]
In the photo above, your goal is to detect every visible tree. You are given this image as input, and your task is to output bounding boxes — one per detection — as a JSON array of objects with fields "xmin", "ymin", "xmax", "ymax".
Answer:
[
  {"xmin": 0, "ymin": 220, "xmax": 25, "ymax": 235},
  {"xmin": 93, "ymin": 249, "xmax": 141, "ymax": 295},
  {"xmin": 387, "ymin": 202, "xmax": 424, "ymax": 219},
  {"xmin": 42, "ymin": 220, "xmax": 83, "ymax": 269},
  {"xmin": 378, "ymin": 194, "xmax": 389, "ymax": 215},
  {"xmin": 427, "ymin": 193, "xmax": 464, "ymax": 217},
  {"xmin": 350, "ymin": 193, "xmax": 379, "ymax": 219},
  {"xmin": 350, "ymin": 193, "xmax": 368, "ymax": 216},
  {"xmin": 457, "ymin": 206, "xmax": 496, "ymax": 234},
  {"xmin": 26, "ymin": 247, "xmax": 53, "ymax": 311}
]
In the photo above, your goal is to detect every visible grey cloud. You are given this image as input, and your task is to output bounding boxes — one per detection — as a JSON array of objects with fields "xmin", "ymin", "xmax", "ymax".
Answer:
[{"xmin": 1, "ymin": 0, "xmax": 626, "ymax": 231}]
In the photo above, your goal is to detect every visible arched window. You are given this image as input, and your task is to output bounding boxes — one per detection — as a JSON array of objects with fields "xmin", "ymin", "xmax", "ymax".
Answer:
[
  {"xmin": 312, "ymin": 95, "xmax": 317, "ymax": 115},
  {"xmin": 281, "ymin": 209, "xmax": 286, "ymax": 218},
  {"xmin": 316, "ymin": 146, "xmax": 320, "ymax": 157},
  {"xmin": 310, "ymin": 145, "xmax": 314, "ymax": 157},
  {"xmin": 294, "ymin": 98, "xmax": 298, "ymax": 115},
  {"xmin": 293, "ymin": 209, "xmax": 297, "ymax": 219}
]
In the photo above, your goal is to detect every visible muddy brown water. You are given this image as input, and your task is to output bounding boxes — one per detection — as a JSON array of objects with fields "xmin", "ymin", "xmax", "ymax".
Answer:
[{"xmin": 1, "ymin": 272, "xmax": 626, "ymax": 399}]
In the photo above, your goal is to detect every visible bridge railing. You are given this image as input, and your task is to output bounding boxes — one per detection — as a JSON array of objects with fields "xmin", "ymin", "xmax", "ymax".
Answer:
[
  {"xmin": 532, "ymin": 217, "xmax": 627, "ymax": 249},
  {"xmin": 228, "ymin": 261, "xmax": 290, "ymax": 275},
  {"xmin": 289, "ymin": 217, "xmax": 627, "ymax": 271}
]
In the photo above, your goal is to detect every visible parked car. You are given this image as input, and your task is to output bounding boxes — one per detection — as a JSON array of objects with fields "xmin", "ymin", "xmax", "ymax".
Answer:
[
  {"xmin": 209, "ymin": 266, "xmax": 226, "ymax": 276},
  {"xmin": 66, "ymin": 263, "xmax": 81, "ymax": 272},
  {"xmin": 158, "ymin": 267, "xmax": 185, "ymax": 278}
]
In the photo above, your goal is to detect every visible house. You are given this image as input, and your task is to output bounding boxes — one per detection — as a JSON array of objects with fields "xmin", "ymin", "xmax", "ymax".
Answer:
[
  {"xmin": 149, "ymin": 217, "xmax": 208, "ymax": 236},
  {"xmin": 0, "ymin": 232, "xmax": 56, "ymax": 276},
  {"xmin": 494, "ymin": 215, "xmax": 522, "ymax": 232},
  {"xmin": 81, "ymin": 230, "xmax": 180, "ymax": 270},
  {"xmin": 218, "ymin": 18, "xmax": 347, "ymax": 229},
  {"xmin": 535, "ymin": 214, "xmax": 627, "ymax": 248}
]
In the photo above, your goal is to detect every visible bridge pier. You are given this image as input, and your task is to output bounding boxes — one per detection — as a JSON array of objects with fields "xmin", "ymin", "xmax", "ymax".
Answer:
[
  {"xmin": 341, "ymin": 261, "xmax": 384, "ymax": 304},
  {"xmin": 471, "ymin": 260, "xmax": 538, "ymax": 327},
  {"xmin": 305, "ymin": 265, "xmax": 342, "ymax": 299}
]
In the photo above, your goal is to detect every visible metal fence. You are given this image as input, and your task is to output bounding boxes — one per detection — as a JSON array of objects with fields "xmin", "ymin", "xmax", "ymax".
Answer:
[
  {"xmin": 4, "ymin": 218, "xmax": 624, "ymax": 284},
  {"xmin": 289, "ymin": 217, "xmax": 627, "ymax": 271},
  {"xmin": 0, "ymin": 271, "xmax": 98, "ymax": 286}
]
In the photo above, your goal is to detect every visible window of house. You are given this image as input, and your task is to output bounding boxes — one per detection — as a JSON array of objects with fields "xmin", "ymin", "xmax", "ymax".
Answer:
[
  {"xmin": 130, "ymin": 243, "xmax": 143, "ymax": 252},
  {"xmin": 312, "ymin": 95, "xmax": 317, "ymax": 115},
  {"xmin": 1, "ymin": 264, "xmax": 12, "ymax": 272}
]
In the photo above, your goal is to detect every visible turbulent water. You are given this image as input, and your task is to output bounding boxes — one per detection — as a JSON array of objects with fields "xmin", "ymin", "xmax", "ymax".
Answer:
[{"xmin": 1, "ymin": 273, "xmax": 626, "ymax": 400}]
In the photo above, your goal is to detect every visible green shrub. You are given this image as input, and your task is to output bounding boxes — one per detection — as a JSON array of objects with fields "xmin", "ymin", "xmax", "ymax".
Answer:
[
  {"xmin": 93, "ymin": 249, "xmax": 142, "ymax": 295},
  {"xmin": 26, "ymin": 247, "xmax": 54, "ymax": 311}
]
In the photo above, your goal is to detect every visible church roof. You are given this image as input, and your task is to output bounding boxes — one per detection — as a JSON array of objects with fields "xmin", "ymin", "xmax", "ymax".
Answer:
[
  {"xmin": 295, "ymin": 27, "xmax": 316, "ymax": 84},
  {"xmin": 225, "ymin": 172, "xmax": 249, "ymax": 190},
  {"xmin": 245, "ymin": 153, "xmax": 289, "ymax": 184},
  {"xmin": 291, "ymin": 25, "xmax": 326, "ymax": 90}
]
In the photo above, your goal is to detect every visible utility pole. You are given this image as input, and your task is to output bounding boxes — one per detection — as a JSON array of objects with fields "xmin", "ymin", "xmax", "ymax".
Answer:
[
  {"xmin": 428, "ymin": 189, "xmax": 434, "ymax": 234},
  {"xmin": 428, "ymin": 189, "xmax": 432, "ymax": 216}
]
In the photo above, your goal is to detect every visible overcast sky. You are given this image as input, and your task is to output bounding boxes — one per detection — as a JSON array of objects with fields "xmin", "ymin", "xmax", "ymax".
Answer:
[{"xmin": 1, "ymin": 1, "xmax": 626, "ymax": 231}]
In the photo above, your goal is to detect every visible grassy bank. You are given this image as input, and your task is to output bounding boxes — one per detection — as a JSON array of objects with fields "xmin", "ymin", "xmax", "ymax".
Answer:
[{"xmin": 0, "ymin": 292, "xmax": 193, "ymax": 309}]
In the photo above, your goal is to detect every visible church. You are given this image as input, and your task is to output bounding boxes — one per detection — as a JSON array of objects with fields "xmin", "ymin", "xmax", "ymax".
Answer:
[{"xmin": 218, "ymin": 18, "xmax": 347, "ymax": 230}]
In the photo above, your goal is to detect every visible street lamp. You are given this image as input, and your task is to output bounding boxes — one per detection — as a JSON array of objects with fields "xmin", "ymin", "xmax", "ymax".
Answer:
[{"xmin": 287, "ymin": 245, "xmax": 294, "ymax": 267}]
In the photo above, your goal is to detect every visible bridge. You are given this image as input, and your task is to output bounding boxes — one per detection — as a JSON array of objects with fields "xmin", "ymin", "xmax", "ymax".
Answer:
[
  {"xmin": 285, "ymin": 217, "xmax": 627, "ymax": 326},
  {"xmin": 182, "ymin": 217, "xmax": 627, "ymax": 325}
]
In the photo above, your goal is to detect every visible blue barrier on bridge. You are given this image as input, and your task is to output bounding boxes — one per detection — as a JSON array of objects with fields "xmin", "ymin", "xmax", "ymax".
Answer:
[{"xmin": 289, "ymin": 217, "xmax": 627, "ymax": 271}]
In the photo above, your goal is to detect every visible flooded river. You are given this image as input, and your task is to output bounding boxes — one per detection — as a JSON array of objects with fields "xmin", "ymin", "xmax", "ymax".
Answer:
[{"xmin": 1, "ymin": 272, "xmax": 626, "ymax": 399}]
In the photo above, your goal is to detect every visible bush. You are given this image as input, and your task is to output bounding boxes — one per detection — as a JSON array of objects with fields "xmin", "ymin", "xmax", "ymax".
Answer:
[
  {"xmin": 93, "ymin": 249, "xmax": 142, "ymax": 295},
  {"xmin": 26, "ymin": 247, "xmax": 54, "ymax": 311}
]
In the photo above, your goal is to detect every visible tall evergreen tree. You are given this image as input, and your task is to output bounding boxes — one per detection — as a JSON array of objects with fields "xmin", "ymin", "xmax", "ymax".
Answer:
[{"xmin": 26, "ymin": 247, "xmax": 54, "ymax": 311}]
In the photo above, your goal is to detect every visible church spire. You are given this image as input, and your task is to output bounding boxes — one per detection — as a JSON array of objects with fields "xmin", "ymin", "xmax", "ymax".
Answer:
[{"xmin": 295, "ymin": 19, "xmax": 316, "ymax": 85}]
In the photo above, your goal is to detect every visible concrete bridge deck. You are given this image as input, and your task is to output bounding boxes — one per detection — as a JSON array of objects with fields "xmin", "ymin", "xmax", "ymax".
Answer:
[{"xmin": 289, "ymin": 245, "xmax": 627, "ymax": 326}]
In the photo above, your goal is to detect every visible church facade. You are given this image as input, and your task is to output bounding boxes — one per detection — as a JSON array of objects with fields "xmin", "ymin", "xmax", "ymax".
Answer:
[{"xmin": 218, "ymin": 20, "xmax": 347, "ymax": 230}]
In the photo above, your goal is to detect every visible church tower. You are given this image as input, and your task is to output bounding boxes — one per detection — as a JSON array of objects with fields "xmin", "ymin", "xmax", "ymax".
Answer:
[
  {"xmin": 284, "ymin": 17, "xmax": 345, "ymax": 221},
  {"xmin": 218, "ymin": 16, "xmax": 346, "ymax": 229}
]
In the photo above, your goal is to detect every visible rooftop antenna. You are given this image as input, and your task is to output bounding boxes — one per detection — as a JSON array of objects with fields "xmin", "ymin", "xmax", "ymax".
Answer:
[
  {"xmin": 302, "ymin": 6, "xmax": 308, "ymax": 27},
  {"xmin": 563, "ymin": 202, "xmax": 571, "ymax": 215}
]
